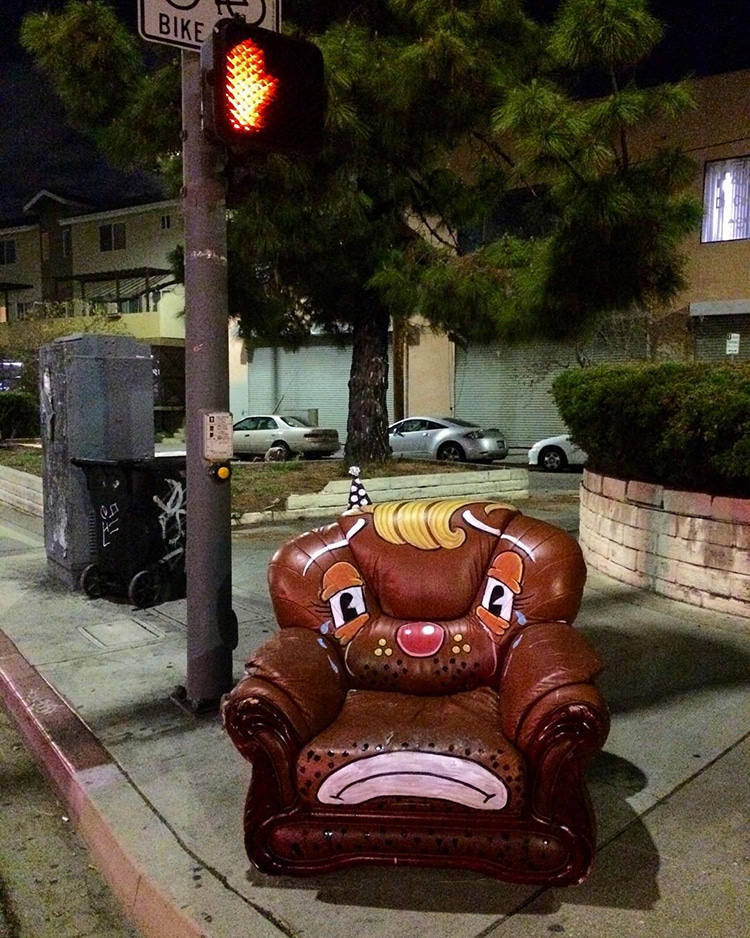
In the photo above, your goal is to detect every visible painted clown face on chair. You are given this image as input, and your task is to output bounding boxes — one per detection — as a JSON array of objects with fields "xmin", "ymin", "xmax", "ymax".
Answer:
[
  {"xmin": 268, "ymin": 497, "xmax": 586, "ymax": 812},
  {"xmin": 269, "ymin": 497, "xmax": 585, "ymax": 695}
]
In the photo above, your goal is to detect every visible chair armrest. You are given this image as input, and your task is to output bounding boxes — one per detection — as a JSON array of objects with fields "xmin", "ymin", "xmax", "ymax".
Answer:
[
  {"xmin": 223, "ymin": 627, "xmax": 349, "ymax": 750},
  {"xmin": 519, "ymin": 685, "xmax": 610, "ymax": 834},
  {"xmin": 222, "ymin": 628, "xmax": 349, "ymax": 809},
  {"xmin": 498, "ymin": 622, "xmax": 606, "ymax": 745}
]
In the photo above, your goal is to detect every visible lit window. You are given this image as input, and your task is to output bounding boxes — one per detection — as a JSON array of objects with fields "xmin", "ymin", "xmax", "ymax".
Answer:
[
  {"xmin": 702, "ymin": 157, "xmax": 750, "ymax": 243},
  {"xmin": 99, "ymin": 222, "xmax": 126, "ymax": 252},
  {"xmin": 0, "ymin": 240, "xmax": 17, "ymax": 265}
]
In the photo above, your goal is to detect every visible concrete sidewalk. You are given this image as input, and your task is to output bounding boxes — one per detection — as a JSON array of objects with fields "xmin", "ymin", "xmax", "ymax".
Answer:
[{"xmin": 0, "ymin": 502, "xmax": 748, "ymax": 938}]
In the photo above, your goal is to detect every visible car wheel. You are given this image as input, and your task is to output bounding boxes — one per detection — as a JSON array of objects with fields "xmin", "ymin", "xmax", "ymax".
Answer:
[
  {"xmin": 437, "ymin": 442, "xmax": 466, "ymax": 462},
  {"xmin": 539, "ymin": 445, "xmax": 567, "ymax": 472},
  {"xmin": 270, "ymin": 441, "xmax": 293, "ymax": 460}
]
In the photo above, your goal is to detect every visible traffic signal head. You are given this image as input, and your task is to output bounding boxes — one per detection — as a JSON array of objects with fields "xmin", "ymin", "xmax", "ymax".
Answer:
[{"xmin": 201, "ymin": 19, "xmax": 326, "ymax": 156}]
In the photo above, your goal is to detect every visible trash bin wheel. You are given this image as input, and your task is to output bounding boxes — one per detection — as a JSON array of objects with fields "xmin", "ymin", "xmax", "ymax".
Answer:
[
  {"xmin": 80, "ymin": 563, "xmax": 103, "ymax": 599},
  {"xmin": 128, "ymin": 567, "xmax": 163, "ymax": 609}
]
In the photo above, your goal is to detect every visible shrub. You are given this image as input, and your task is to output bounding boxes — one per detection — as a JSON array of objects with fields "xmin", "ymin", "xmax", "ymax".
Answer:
[
  {"xmin": 552, "ymin": 362, "xmax": 750, "ymax": 497},
  {"xmin": 0, "ymin": 391, "xmax": 40, "ymax": 440}
]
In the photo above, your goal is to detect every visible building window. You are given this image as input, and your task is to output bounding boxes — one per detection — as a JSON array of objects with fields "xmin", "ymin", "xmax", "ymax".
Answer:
[
  {"xmin": 160, "ymin": 214, "xmax": 172, "ymax": 231},
  {"xmin": 702, "ymin": 157, "xmax": 750, "ymax": 243},
  {"xmin": 99, "ymin": 222, "xmax": 126, "ymax": 252},
  {"xmin": 61, "ymin": 226, "xmax": 72, "ymax": 258},
  {"xmin": 0, "ymin": 239, "xmax": 16, "ymax": 265}
]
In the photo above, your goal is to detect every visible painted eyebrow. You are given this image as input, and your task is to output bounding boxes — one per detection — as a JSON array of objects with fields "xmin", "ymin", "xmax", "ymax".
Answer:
[
  {"xmin": 302, "ymin": 517, "xmax": 367, "ymax": 575},
  {"xmin": 462, "ymin": 510, "xmax": 536, "ymax": 560}
]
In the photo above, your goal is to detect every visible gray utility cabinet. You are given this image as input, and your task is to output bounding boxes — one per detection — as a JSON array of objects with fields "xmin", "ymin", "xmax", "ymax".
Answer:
[{"xmin": 39, "ymin": 334, "xmax": 155, "ymax": 588}]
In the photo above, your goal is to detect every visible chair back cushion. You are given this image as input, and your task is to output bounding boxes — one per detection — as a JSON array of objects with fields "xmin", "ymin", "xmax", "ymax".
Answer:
[{"xmin": 268, "ymin": 499, "xmax": 586, "ymax": 695}]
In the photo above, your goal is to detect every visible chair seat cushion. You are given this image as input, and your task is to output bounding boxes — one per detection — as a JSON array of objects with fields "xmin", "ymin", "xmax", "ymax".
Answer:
[{"xmin": 297, "ymin": 686, "xmax": 526, "ymax": 815}]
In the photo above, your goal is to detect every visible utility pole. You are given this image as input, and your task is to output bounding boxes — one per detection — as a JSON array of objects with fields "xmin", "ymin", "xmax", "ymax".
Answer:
[
  {"xmin": 164, "ymin": 15, "xmax": 325, "ymax": 708},
  {"xmin": 180, "ymin": 50, "xmax": 235, "ymax": 708},
  {"xmin": 137, "ymin": 5, "xmax": 313, "ymax": 710}
]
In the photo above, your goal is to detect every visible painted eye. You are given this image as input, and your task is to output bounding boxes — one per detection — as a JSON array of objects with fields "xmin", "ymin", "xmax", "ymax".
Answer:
[
  {"xmin": 328, "ymin": 586, "xmax": 367, "ymax": 630},
  {"xmin": 480, "ymin": 577, "xmax": 514, "ymax": 622}
]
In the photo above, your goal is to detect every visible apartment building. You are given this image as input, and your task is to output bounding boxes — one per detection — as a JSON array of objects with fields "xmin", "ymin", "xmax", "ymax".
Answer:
[{"xmin": 0, "ymin": 192, "xmax": 186, "ymax": 430}]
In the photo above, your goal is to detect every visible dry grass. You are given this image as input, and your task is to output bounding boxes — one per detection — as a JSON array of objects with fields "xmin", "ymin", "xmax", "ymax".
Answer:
[
  {"xmin": 0, "ymin": 444, "xmax": 481, "ymax": 515},
  {"xmin": 0, "ymin": 444, "xmax": 41, "ymax": 475}
]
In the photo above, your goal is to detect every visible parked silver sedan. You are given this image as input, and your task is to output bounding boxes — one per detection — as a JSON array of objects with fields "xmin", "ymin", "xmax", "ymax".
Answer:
[
  {"xmin": 233, "ymin": 415, "xmax": 340, "ymax": 460},
  {"xmin": 388, "ymin": 416, "xmax": 508, "ymax": 463}
]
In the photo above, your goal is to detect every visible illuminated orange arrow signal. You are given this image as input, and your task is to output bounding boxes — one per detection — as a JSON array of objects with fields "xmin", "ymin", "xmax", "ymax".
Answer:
[{"xmin": 225, "ymin": 38, "xmax": 279, "ymax": 133}]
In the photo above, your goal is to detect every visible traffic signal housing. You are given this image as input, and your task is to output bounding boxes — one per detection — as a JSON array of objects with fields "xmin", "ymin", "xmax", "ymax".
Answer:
[{"xmin": 201, "ymin": 19, "xmax": 326, "ymax": 157}]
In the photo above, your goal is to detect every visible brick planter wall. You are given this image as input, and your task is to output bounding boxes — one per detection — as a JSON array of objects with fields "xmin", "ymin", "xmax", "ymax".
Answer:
[{"xmin": 580, "ymin": 469, "xmax": 750, "ymax": 619}]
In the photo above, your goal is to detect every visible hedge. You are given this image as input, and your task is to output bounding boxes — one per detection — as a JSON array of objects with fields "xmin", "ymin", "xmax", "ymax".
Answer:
[
  {"xmin": 0, "ymin": 391, "xmax": 40, "ymax": 440},
  {"xmin": 552, "ymin": 362, "xmax": 750, "ymax": 497}
]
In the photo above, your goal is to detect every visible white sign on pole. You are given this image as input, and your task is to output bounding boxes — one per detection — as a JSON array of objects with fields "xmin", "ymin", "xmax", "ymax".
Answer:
[
  {"xmin": 138, "ymin": 0, "xmax": 280, "ymax": 50},
  {"xmin": 726, "ymin": 332, "xmax": 740, "ymax": 356},
  {"xmin": 202, "ymin": 411, "xmax": 234, "ymax": 461}
]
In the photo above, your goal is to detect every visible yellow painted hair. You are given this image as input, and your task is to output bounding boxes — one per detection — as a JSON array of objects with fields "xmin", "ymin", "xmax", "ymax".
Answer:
[{"xmin": 371, "ymin": 499, "xmax": 509, "ymax": 550}]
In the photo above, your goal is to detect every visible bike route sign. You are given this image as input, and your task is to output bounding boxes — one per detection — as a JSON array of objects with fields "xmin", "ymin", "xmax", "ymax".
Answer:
[{"xmin": 138, "ymin": 0, "xmax": 280, "ymax": 50}]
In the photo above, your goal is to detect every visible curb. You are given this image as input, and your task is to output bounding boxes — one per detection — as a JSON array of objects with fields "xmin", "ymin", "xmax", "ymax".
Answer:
[
  {"xmin": 234, "ymin": 467, "xmax": 530, "ymax": 526},
  {"xmin": 0, "ymin": 465, "xmax": 43, "ymax": 518},
  {"xmin": 0, "ymin": 631, "xmax": 210, "ymax": 938}
]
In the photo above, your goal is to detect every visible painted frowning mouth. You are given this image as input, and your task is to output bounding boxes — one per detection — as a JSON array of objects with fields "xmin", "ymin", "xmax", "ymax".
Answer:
[{"xmin": 316, "ymin": 751, "xmax": 508, "ymax": 810}]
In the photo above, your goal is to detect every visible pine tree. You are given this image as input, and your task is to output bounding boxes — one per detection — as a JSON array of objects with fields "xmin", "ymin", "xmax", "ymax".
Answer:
[
  {"xmin": 487, "ymin": 0, "xmax": 704, "ymax": 337},
  {"xmin": 20, "ymin": 0, "xmax": 702, "ymax": 463}
]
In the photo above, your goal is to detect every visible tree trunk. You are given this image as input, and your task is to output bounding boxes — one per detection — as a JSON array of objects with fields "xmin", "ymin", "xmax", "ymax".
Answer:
[{"xmin": 344, "ymin": 298, "xmax": 391, "ymax": 465}]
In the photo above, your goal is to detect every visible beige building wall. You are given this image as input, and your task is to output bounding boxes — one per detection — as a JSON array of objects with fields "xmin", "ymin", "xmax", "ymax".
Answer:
[
  {"xmin": 630, "ymin": 68, "xmax": 750, "ymax": 311},
  {"xmin": 404, "ymin": 320, "xmax": 454, "ymax": 416},
  {"xmin": 68, "ymin": 200, "xmax": 181, "ymax": 276},
  {"xmin": 0, "ymin": 224, "xmax": 41, "ymax": 315}
]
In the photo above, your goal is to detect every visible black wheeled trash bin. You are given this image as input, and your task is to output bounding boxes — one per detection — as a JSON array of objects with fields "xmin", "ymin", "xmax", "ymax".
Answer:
[{"xmin": 72, "ymin": 455, "xmax": 187, "ymax": 607}]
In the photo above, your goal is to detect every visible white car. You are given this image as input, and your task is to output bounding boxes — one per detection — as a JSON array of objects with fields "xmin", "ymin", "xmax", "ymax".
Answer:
[
  {"xmin": 233, "ymin": 415, "xmax": 340, "ymax": 460},
  {"xmin": 528, "ymin": 434, "xmax": 587, "ymax": 472}
]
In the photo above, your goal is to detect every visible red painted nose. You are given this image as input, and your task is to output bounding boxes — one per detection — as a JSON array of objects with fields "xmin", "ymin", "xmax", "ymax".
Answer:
[{"xmin": 396, "ymin": 622, "xmax": 445, "ymax": 658}]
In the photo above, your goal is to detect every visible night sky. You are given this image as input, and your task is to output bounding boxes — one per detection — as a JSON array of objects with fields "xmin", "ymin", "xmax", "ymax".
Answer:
[{"xmin": 2, "ymin": 0, "xmax": 749, "ymax": 223}]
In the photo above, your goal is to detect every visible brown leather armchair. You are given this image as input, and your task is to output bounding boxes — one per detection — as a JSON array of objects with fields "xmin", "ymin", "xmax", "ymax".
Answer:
[{"xmin": 222, "ymin": 498, "xmax": 609, "ymax": 884}]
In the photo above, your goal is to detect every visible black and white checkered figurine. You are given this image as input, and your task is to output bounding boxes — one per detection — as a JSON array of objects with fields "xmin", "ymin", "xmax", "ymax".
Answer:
[{"xmin": 347, "ymin": 465, "xmax": 372, "ymax": 510}]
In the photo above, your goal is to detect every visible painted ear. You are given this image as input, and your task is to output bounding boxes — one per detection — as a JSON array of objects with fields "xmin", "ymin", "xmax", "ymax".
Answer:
[
  {"xmin": 488, "ymin": 552, "xmax": 523, "ymax": 594},
  {"xmin": 320, "ymin": 561, "xmax": 370, "ymax": 644},
  {"xmin": 476, "ymin": 552, "xmax": 525, "ymax": 639}
]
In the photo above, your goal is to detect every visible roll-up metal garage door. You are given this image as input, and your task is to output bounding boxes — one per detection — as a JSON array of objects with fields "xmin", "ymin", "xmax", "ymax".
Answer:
[
  {"xmin": 237, "ymin": 341, "xmax": 395, "ymax": 441},
  {"xmin": 455, "ymin": 341, "xmax": 574, "ymax": 449},
  {"xmin": 693, "ymin": 314, "xmax": 750, "ymax": 362},
  {"xmin": 455, "ymin": 323, "xmax": 648, "ymax": 449}
]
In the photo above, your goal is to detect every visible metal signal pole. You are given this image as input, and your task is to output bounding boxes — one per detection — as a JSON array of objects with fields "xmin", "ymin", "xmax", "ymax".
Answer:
[{"xmin": 180, "ymin": 50, "xmax": 235, "ymax": 708}]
